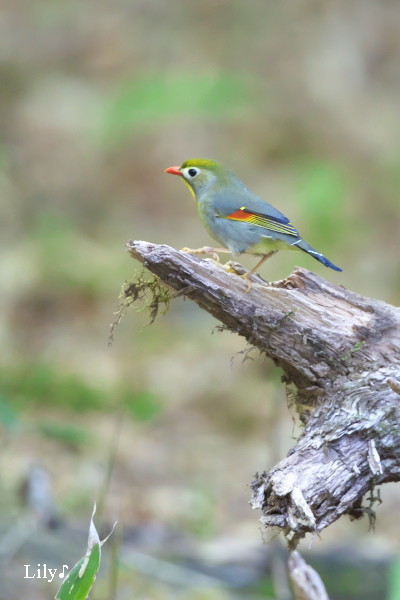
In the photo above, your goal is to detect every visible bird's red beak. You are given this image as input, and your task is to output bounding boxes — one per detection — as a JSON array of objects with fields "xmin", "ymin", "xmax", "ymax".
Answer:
[{"xmin": 164, "ymin": 166, "xmax": 182, "ymax": 176}]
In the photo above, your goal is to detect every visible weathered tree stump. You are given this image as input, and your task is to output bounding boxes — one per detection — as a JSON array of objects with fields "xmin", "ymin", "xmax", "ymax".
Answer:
[{"xmin": 127, "ymin": 240, "xmax": 400, "ymax": 549}]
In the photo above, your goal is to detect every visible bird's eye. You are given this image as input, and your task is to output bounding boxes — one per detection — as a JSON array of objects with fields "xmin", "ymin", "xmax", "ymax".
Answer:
[{"xmin": 188, "ymin": 168, "xmax": 198, "ymax": 177}]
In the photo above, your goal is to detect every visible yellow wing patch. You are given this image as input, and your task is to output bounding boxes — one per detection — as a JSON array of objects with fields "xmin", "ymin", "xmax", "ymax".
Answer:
[{"xmin": 226, "ymin": 207, "xmax": 299, "ymax": 237}]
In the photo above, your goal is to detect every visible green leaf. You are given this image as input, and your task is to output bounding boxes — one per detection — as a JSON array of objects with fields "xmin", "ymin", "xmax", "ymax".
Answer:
[
  {"xmin": 55, "ymin": 505, "xmax": 117, "ymax": 600},
  {"xmin": 55, "ymin": 545, "xmax": 100, "ymax": 600}
]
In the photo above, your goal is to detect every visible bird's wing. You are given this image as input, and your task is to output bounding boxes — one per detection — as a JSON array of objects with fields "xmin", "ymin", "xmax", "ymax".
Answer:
[{"xmin": 223, "ymin": 207, "xmax": 300, "ymax": 238}]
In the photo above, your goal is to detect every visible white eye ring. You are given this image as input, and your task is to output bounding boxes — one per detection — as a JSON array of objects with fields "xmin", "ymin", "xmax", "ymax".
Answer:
[{"xmin": 183, "ymin": 167, "xmax": 200, "ymax": 178}]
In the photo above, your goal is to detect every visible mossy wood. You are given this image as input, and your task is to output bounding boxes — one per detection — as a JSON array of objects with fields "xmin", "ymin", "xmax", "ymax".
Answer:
[{"xmin": 127, "ymin": 240, "xmax": 400, "ymax": 549}]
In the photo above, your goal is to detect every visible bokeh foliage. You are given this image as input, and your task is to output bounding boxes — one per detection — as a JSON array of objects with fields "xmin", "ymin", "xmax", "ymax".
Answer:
[{"xmin": 1, "ymin": 1, "xmax": 400, "ymax": 599}]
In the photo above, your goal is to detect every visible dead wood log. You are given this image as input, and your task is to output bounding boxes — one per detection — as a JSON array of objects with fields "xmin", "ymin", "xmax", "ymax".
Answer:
[{"xmin": 127, "ymin": 240, "xmax": 400, "ymax": 548}]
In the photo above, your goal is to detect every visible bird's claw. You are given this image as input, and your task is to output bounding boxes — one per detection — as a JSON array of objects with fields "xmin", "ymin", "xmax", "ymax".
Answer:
[
  {"xmin": 242, "ymin": 274, "xmax": 253, "ymax": 293},
  {"xmin": 180, "ymin": 249, "xmax": 258, "ymax": 292},
  {"xmin": 180, "ymin": 246, "xmax": 200, "ymax": 254},
  {"xmin": 218, "ymin": 260, "xmax": 241, "ymax": 275},
  {"xmin": 180, "ymin": 246, "xmax": 225, "ymax": 264}
]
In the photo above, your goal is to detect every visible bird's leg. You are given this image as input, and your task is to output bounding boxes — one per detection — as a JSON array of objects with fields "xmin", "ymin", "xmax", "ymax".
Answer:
[
  {"xmin": 180, "ymin": 246, "xmax": 231, "ymax": 264},
  {"xmin": 243, "ymin": 251, "xmax": 278, "ymax": 292}
]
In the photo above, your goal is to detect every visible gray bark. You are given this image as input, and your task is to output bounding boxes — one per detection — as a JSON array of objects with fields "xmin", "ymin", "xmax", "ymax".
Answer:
[
  {"xmin": 288, "ymin": 552, "xmax": 329, "ymax": 600},
  {"xmin": 127, "ymin": 240, "xmax": 400, "ymax": 548}
]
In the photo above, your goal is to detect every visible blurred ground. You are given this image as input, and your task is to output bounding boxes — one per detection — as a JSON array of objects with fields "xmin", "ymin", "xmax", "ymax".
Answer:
[{"xmin": 1, "ymin": 1, "xmax": 400, "ymax": 599}]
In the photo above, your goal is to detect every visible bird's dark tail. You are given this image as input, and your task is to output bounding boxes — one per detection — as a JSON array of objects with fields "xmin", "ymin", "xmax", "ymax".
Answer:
[{"xmin": 295, "ymin": 239, "xmax": 343, "ymax": 272}]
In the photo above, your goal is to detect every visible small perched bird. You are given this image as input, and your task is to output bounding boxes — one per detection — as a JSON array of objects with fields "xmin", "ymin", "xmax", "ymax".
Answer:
[{"xmin": 165, "ymin": 159, "xmax": 342, "ymax": 282}]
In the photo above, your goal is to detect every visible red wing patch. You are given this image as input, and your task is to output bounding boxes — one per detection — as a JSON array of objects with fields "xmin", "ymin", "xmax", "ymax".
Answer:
[
  {"xmin": 225, "ymin": 207, "xmax": 299, "ymax": 237},
  {"xmin": 226, "ymin": 209, "xmax": 255, "ymax": 221}
]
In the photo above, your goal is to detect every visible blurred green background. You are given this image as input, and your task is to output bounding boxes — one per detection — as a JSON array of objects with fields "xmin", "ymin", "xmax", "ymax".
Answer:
[{"xmin": 1, "ymin": 1, "xmax": 400, "ymax": 599}]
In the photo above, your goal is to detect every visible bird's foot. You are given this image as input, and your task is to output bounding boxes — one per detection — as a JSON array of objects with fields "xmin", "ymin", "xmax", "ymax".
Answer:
[
  {"xmin": 241, "ymin": 271, "xmax": 270, "ymax": 292},
  {"xmin": 238, "ymin": 252, "xmax": 276, "ymax": 292},
  {"xmin": 242, "ymin": 273, "xmax": 253, "ymax": 293},
  {"xmin": 180, "ymin": 246, "xmax": 230, "ymax": 264},
  {"xmin": 219, "ymin": 260, "xmax": 245, "ymax": 274},
  {"xmin": 222, "ymin": 262, "xmax": 269, "ymax": 292},
  {"xmin": 217, "ymin": 261, "xmax": 256, "ymax": 291}
]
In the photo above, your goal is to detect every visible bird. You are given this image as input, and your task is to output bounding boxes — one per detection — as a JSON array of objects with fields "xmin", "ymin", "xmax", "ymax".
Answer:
[{"xmin": 164, "ymin": 159, "xmax": 342, "ymax": 285}]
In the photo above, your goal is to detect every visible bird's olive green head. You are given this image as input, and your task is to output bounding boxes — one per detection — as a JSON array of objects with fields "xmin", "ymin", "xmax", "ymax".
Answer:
[{"xmin": 164, "ymin": 159, "xmax": 234, "ymax": 200}]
